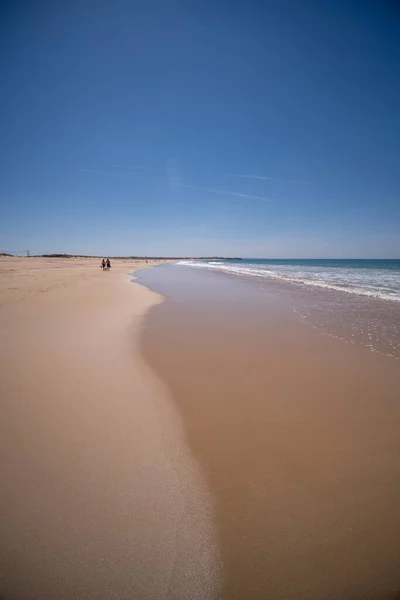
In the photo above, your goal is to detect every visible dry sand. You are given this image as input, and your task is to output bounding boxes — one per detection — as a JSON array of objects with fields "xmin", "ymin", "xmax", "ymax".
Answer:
[{"xmin": 0, "ymin": 257, "xmax": 220, "ymax": 600}]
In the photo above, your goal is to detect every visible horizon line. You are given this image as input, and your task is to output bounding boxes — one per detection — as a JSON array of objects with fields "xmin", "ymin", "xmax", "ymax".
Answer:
[{"xmin": 5, "ymin": 253, "xmax": 399, "ymax": 260}]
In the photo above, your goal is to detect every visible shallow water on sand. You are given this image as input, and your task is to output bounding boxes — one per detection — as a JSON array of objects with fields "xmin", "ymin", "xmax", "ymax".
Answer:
[
  {"xmin": 137, "ymin": 264, "xmax": 400, "ymax": 600},
  {"xmin": 171, "ymin": 263, "xmax": 400, "ymax": 360}
]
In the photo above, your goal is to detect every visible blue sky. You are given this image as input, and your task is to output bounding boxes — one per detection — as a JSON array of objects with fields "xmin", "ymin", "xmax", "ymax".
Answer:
[{"xmin": 1, "ymin": 0, "xmax": 399, "ymax": 257}]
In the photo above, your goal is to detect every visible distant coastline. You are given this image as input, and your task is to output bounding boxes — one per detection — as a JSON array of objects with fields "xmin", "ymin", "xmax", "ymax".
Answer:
[{"xmin": 1, "ymin": 253, "xmax": 243, "ymax": 261}]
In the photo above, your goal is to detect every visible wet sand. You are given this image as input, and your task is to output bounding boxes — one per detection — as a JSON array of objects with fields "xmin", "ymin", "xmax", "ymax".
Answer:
[
  {"xmin": 138, "ymin": 264, "xmax": 400, "ymax": 600},
  {"xmin": 0, "ymin": 258, "xmax": 220, "ymax": 600}
]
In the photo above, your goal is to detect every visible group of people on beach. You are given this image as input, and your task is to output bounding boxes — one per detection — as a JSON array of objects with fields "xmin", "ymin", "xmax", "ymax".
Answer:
[{"xmin": 101, "ymin": 258, "xmax": 111, "ymax": 271}]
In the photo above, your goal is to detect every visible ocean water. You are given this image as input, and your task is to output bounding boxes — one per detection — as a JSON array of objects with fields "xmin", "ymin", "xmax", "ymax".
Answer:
[
  {"xmin": 177, "ymin": 259, "xmax": 400, "ymax": 302},
  {"xmin": 177, "ymin": 259, "xmax": 400, "ymax": 359}
]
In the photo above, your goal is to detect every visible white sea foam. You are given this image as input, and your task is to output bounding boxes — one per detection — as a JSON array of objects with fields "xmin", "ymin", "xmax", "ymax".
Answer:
[{"xmin": 178, "ymin": 260, "xmax": 400, "ymax": 302}]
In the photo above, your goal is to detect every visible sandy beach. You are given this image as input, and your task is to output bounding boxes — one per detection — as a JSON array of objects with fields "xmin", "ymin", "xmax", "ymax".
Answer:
[
  {"xmin": 0, "ymin": 257, "xmax": 220, "ymax": 600},
  {"xmin": 2, "ymin": 257, "xmax": 400, "ymax": 600},
  {"xmin": 138, "ymin": 264, "xmax": 400, "ymax": 600}
]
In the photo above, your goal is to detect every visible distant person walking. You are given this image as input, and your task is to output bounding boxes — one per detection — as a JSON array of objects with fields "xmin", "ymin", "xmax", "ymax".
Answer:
[
  {"xmin": 101, "ymin": 259, "xmax": 106, "ymax": 271},
  {"xmin": 106, "ymin": 258, "xmax": 111, "ymax": 271}
]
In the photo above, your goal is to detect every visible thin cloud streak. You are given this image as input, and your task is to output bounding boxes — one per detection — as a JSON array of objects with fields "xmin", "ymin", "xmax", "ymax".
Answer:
[
  {"xmin": 230, "ymin": 173, "xmax": 271, "ymax": 180},
  {"xmin": 230, "ymin": 173, "xmax": 310, "ymax": 185},
  {"xmin": 171, "ymin": 182, "xmax": 274, "ymax": 202}
]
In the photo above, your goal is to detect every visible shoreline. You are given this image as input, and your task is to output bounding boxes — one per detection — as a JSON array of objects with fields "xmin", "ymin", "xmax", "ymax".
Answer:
[
  {"xmin": 138, "ymin": 264, "xmax": 400, "ymax": 600},
  {"xmin": 0, "ymin": 258, "xmax": 220, "ymax": 600}
]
